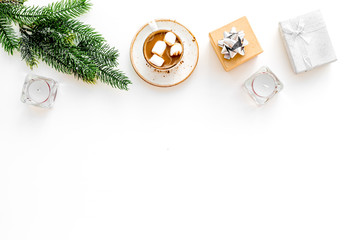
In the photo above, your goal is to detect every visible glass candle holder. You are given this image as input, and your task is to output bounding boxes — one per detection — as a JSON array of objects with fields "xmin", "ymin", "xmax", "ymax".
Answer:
[
  {"xmin": 21, "ymin": 74, "xmax": 59, "ymax": 108},
  {"xmin": 244, "ymin": 66, "xmax": 283, "ymax": 105}
]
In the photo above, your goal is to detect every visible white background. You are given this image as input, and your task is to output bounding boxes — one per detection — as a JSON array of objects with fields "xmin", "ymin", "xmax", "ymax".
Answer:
[{"xmin": 1, "ymin": 0, "xmax": 359, "ymax": 239}]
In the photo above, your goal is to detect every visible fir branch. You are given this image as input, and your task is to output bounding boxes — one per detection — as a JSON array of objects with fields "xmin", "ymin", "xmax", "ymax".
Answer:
[
  {"xmin": 0, "ymin": 0, "xmax": 26, "ymax": 4},
  {"xmin": 0, "ymin": 0, "xmax": 131, "ymax": 89},
  {"xmin": 46, "ymin": 0, "xmax": 91, "ymax": 20},
  {"xmin": 78, "ymin": 40, "xmax": 119, "ymax": 67},
  {"xmin": 96, "ymin": 65, "xmax": 131, "ymax": 90},
  {"xmin": 1, "ymin": 0, "xmax": 91, "ymax": 25},
  {"xmin": 37, "ymin": 44, "xmax": 97, "ymax": 83},
  {"xmin": 0, "ymin": 3, "xmax": 45, "ymax": 25},
  {"xmin": 0, "ymin": 16, "xmax": 18, "ymax": 54},
  {"xmin": 60, "ymin": 19, "xmax": 104, "ymax": 45},
  {"xmin": 20, "ymin": 26, "xmax": 98, "ymax": 82},
  {"xmin": 19, "ymin": 29, "xmax": 38, "ymax": 67},
  {"xmin": 33, "ymin": 17, "xmax": 105, "ymax": 45}
]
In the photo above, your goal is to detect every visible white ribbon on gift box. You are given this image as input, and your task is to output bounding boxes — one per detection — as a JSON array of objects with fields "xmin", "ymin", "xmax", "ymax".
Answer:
[{"xmin": 281, "ymin": 19, "xmax": 314, "ymax": 71}]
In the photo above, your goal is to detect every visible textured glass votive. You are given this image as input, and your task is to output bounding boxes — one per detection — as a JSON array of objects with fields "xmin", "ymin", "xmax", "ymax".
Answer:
[
  {"xmin": 21, "ymin": 74, "xmax": 58, "ymax": 108},
  {"xmin": 244, "ymin": 66, "xmax": 283, "ymax": 105}
]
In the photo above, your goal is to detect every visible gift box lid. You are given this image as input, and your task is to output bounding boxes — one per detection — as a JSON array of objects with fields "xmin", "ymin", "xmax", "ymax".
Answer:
[{"xmin": 209, "ymin": 16, "xmax": 263, "ymax": 72}]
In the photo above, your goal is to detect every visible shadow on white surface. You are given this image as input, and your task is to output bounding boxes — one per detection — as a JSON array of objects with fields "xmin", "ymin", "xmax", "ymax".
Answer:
[{"xmin": 17, "ymin": 104, "xmax": 51, "ymax": 131}]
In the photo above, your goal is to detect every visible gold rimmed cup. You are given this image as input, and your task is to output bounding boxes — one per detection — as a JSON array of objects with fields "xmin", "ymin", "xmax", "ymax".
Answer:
[{"xmin": 143, "ymin": 26, "xmax": 184, "ymax": 70}]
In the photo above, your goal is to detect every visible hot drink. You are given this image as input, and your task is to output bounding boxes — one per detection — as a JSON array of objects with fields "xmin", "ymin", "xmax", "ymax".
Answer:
[{"xmin": 143, "ymin": 30, "xmax": 183, "ymax": 70}]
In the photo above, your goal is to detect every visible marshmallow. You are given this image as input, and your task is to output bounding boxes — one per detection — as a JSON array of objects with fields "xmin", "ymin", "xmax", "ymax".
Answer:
[
  {"xmin": 164, "ymin": 32, "xmax": 176, "ymax": 46},
  {"xmin": 149, "ymin": 54, "xmax": 165, "ymax": 67},
  {"xmin": 152, "ymin": 41, "xmax": 166, "ymax": 56},
  {"xmin": 170, "ymin": 43, "xmax": 183, "ymax": 56}
]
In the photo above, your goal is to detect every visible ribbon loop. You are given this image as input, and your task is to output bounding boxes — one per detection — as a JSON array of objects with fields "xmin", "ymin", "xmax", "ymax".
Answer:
[{"xmin": 282, "ymin": 18, "xmax": 313, "ymax": 71}]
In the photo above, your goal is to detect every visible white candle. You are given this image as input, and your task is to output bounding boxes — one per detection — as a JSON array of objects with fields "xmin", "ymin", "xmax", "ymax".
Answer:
[
  {"xmin": 252, "ymin": 73, "xmax": 276, "ymax": 97},
  {"xmin": 27, "ymin": 79, "xmax": 51, "ymax": 103},
  {"xmin": 244, "ymin": 66, "xmax": 283, "ymax": 105}
]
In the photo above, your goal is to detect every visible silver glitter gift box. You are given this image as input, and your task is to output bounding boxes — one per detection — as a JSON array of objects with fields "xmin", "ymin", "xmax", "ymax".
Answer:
[{"xmin": 279, "ymin": 10, "xmax": 337, "ymax": 74}]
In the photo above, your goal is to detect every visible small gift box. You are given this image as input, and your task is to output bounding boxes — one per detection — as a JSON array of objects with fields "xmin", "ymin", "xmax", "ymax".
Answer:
[
  {"xmin": 279, "ymin": 10, "xmax": 337, "ymax": 74},
  {"xmin": 209, "ymin": 17, "xmax": 263, "ymax": 72}
]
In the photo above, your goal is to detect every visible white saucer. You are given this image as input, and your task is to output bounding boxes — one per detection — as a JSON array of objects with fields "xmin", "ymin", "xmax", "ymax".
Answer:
[{"xmin": 130, "ymin": 19, "xmax": 199, "ymax": 87}]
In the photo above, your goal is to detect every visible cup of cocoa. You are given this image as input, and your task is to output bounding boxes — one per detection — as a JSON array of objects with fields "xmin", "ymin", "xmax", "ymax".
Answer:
[{"xmin": 143, "ymin": 20, "xmax": 184, "ymax": 70}]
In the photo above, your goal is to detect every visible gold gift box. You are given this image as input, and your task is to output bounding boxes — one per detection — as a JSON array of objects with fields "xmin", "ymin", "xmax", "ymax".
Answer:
[{"xmin": 209, "ymin": 16, "xmax": 263, "ymax": 72}]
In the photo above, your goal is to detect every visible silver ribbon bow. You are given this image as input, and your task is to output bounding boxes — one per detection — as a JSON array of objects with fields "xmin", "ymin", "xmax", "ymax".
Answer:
[
  {"xmin": 282, "ymin": 19, "xmax": 313, "ymax": 71},
  {"xmin": 218, "ymin": 27, "xmax": 249, "ymax": 60}
]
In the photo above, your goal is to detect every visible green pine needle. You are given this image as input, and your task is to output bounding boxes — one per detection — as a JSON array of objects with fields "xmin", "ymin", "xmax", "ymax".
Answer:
[
  {"xmin": 0, "ymin": 0, "xmax": 131, "ymax": 90},
  {"xmin": 78, "ymin": 40, "xmax": 119, "ymax": 67},
  {"xmin": 96, "ymin": 66, "xmax": 131, "ymax": 90},
  {"xmin": 1, "ymin": 0, "xmax": 91, "ymax": 25},
  {"xmin": 46, "ymin": 0, "xmax": 91, "ymax": 20},
  {"xmin": 19, "ymin": 30, "xmax": 38, "ymax": 67},
  {"xmin": 0, "ymin": 16, "xmax": 18, "ymax": 54}
]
